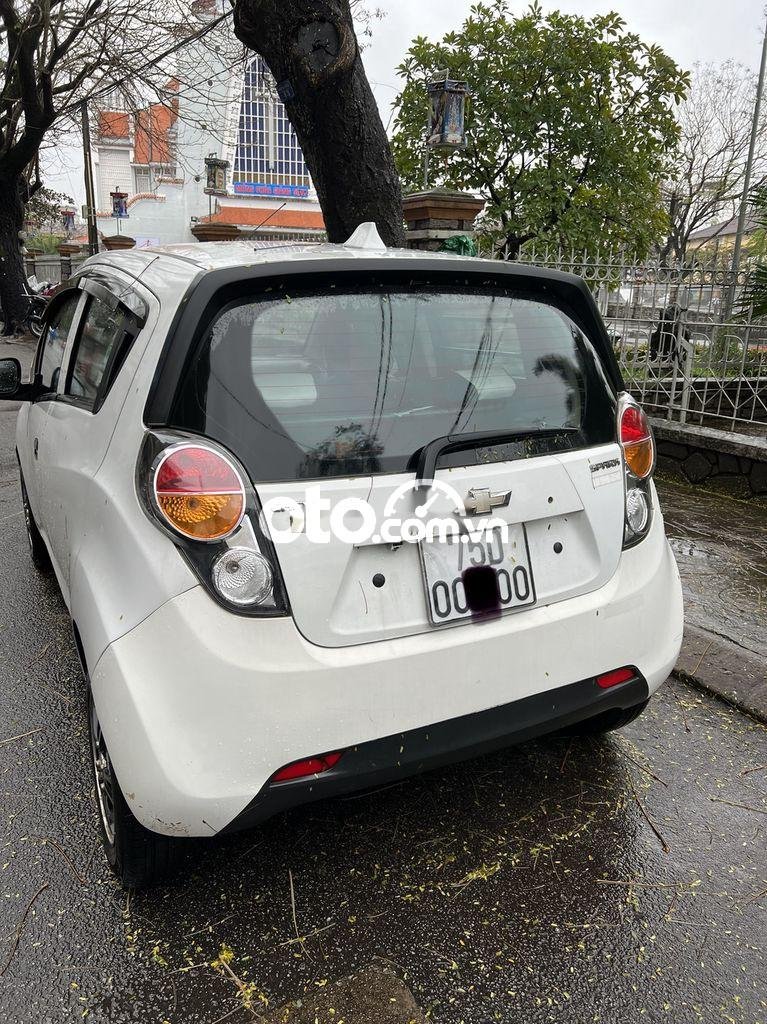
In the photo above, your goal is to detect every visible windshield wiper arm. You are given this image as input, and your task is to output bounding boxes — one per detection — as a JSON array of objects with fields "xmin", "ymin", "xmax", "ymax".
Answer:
[{"xmin": 415, "ymin": 427, "xmax": 579, "ymax": 489}]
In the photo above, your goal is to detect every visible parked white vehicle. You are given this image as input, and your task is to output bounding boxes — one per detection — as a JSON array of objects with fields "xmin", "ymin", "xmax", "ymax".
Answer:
[{"xmin": 0, "ymin": 226, "xmax": 683, "ymax": 887}]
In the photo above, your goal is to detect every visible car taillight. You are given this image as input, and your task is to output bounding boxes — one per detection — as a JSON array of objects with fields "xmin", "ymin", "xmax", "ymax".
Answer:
[
  {"xmin": 153, "ymin": 444, "xmax": 245, "ymax": 541},
  {"xmin": 618, "ymin": 395, "xmax": 655, "ymax": 549},
  {"xmin": 212, "ymin": 547, "xmax": 273, "ymax": 606},
  {"xmin": 139, "ymin": 432, "xmax": 289, "ymax": 617},
  {"xmin": 272, "ymin": 752, "xmax": 343, "ymax": 783},
  {"xmin": 619, "ymin": 403, "xmax": 654, "ymax": 480}
]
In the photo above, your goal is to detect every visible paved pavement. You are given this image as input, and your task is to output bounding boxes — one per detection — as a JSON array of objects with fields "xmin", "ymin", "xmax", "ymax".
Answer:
[
  {"xmin": 657, "ymin": 476, "xmax": 767, "ymax": 722},
  {"xmin": 1, "ymin": 342, "xmax": 766, "ymax": 1023},
  {"xmin": 659, "ymin": 477, "xmax": 766, "ymax": 662}
]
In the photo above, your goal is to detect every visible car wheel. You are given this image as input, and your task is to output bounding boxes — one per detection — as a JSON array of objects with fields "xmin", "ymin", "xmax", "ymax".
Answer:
[
  {"xmin": 563, "ymin": 699, "xmax": 650, "ymax": 737},
  {"xmin": 88, "ymin": 687, "xmax": 182, "ymax": 888},
  {"xmin": 19, "ymin": 472, "xmax": 51, "ymax": 572}
]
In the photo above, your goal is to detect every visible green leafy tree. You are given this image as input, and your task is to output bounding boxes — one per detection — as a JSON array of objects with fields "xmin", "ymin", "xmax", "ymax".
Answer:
[
  {"xmin": 738, "ymin": 185, "xmax": 767, "ymax": 319},
  {"xmin": 392, "ymin": 1, "xmax": 689, "ymax": 258},
  {"xmin": 24, "ymin": 186, "xmax": 73, "ymax": 238}
]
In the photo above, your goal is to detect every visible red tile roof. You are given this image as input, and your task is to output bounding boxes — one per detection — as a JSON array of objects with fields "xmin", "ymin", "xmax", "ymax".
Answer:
[
  {"xmin": 206, "ymin": 206, "xmax": 325, "ymax": 230},
  {"xmin": 134, "ymin": 85, "xmax": 179, "ymax": 165},
  {"xmin": 97, "ymin": 80, "xmax": 179, "ymax": 164},
  {"xmin": 98, "ymin": 110, "xmax": 130, "ymax": 140}
]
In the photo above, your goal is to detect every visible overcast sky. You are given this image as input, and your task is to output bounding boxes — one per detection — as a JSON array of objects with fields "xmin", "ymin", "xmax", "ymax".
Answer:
[{"xmin": 45, "ymin": 0, "xmax": 767, "ymax": 206}]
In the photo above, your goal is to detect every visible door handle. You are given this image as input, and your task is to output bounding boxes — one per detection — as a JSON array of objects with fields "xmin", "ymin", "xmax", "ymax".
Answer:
[{"xmin": 33, "ymin": 437, "xmax": 38, "ymax": 459}]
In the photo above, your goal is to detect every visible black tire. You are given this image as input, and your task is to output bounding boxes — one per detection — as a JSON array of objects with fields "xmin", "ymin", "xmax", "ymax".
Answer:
[
  {"xmin": 562, "ymin": 699, "xmax": 650, "ymax": 737},
  {"xmin": 87, "ymin": 686, "xmax": 182, "ymax": 888},
  {"xmin": 19, "ymin": 471, "xmax": 51, "ymax": 572}
]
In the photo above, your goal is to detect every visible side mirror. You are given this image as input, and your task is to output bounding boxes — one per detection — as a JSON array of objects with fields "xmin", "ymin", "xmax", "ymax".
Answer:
[{"xmin": 0, "ymin": 358, "xmax": 21, "ymax": 398}]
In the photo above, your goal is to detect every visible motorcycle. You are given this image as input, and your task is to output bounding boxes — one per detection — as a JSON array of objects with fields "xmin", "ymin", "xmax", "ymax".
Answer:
[{"xmin": 25, "ymin": 276, "xmax": 56, "ymax": 339}]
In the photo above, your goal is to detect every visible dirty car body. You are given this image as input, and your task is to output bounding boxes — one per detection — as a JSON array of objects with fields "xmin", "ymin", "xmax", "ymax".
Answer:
[{"xmin": 4, "ymin": 229, "xmax": 683, "ymax": 884}]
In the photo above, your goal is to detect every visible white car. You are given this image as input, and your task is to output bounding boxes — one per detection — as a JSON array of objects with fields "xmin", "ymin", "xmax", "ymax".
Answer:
[{"xmin": 0, "ymin": 226, "xmax": 683, "ymax": 887}]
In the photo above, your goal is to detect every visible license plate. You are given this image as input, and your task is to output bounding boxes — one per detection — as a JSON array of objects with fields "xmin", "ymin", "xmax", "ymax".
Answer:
[{"xmin": 420, "ymin": 524, "xmax": 536, "ymax": 624}]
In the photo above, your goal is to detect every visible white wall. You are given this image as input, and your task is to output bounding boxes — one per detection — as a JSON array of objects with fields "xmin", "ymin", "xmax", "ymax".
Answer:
[
  {"xmin": 95, "ymin": 181, "xmax": 194, "ymax": 245},
  {"xmin": 95, "ymin": 147, "xmax": 132, "ymax": 212}
]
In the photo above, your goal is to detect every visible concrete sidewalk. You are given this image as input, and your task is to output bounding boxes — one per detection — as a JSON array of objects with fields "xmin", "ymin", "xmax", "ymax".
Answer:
[{"xmin": 658, "ymin": 476, "xmax": 767, "ymax": 722}]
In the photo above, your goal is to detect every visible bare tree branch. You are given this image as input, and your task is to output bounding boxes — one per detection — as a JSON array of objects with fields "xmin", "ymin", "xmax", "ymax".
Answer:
[{"xmin": 663, "ymin": 61, "xmax": 767, "ymax": 260}]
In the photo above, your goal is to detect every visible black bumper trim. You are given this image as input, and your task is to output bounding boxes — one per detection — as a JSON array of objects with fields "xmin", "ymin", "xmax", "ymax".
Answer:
[{"xmin": 222, "ymin": 673, "xmax": 649, "ymax": 834}]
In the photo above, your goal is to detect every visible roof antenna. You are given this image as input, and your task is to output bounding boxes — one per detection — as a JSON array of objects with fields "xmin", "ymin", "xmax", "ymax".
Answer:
[
  {"xmin": 251, "ymin": 202, "xmax": 287, "ymax": 246},
  {"xmin": 343, "ymin": 222, "xmax": 387, "ymax": 251}
]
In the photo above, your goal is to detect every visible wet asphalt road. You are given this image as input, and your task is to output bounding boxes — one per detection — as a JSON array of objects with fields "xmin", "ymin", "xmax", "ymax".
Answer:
[{"xmin": 1, "ymin": 342, "xmax": 766, "ymax": 1024}]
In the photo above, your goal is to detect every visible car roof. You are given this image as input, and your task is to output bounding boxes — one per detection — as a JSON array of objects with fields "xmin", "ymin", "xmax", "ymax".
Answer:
[
  {"xmin": 79, "ymin": 237, "xmax": 595, "ymax": 311},
  {"xmin": 79, "ymin": 222, "xmax": 595, "ymax": 292},
  {"xmin": 83, "ymin": 238, "xmax": 490, "ymax": 276}
]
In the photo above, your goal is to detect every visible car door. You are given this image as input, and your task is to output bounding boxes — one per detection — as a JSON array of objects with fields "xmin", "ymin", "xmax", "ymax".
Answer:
[
  {"xmin": 21, "ymin": 290, "xmax": 86, "ymax": 543},
  {"xmin": 41, "ymin": 275, "xmax": 150, "ymax": 604}
]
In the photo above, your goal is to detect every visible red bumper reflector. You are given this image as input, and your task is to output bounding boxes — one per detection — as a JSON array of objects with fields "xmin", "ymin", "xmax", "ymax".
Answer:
[
  {"xmin": 596, "ymin": 667, "xmax": 636, "ymax": 689},
  {"xmin": 272, "ymin": 752, "xmax": 343, "ymax": 783}
]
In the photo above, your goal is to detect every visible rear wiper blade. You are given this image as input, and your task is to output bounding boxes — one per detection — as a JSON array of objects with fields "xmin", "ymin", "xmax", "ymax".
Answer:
[{"xmin": 415, "ymin": 428, "xmax": 579, "ymax": 489}]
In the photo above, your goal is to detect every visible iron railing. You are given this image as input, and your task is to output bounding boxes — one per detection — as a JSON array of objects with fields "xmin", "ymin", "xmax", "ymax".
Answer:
[{"xmin": 506, "ymin": 245, "xmax": 767, "ymax": 433}]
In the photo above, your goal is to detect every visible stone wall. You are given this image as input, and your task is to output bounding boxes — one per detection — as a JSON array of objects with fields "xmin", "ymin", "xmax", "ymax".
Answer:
[{"xmin": 652, "ymin": 419, "xmax": 767, "ymax": 501}]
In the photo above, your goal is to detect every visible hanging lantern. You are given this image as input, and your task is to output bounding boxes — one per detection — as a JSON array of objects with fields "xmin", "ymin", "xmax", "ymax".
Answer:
[
  {"xmin": 110, "ymin": 188, "xmax": 129, "ymax": 219},
  {"xmin": 204, "ymin": 154, "xmax": 229, "ymax": 196},
  {"xmin": 427, "ymin": 73, "xmax": 469, "ymax": 150}
]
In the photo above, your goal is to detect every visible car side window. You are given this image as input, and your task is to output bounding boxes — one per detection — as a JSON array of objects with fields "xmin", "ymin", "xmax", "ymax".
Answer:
[
  {"xmin": 37, "ymin": 293, "xmax": 80, "ymax": 392},
  {"xmin": 65, "ymin": 294, "xmax": 132, "ymax": 408}
]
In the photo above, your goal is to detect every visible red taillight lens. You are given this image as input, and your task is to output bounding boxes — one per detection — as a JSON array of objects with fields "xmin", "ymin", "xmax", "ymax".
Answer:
[
  {"xmin": 619, "ymin": 403, "xmax": 654, "ymax": 479},
  {"xmin": 596, "ymin": 667, "xmax": 636, "ymax": 689},
  {"xmin": 154, "ymin": 445, "xmax": 245, "ymax": 541},
  {"xmin": 272, "ymin": 752, "xmax": 343, "ymax": 783},
  {"xmin": 619, "ymin": 405, "xmax": 649, "ymax": 445}
]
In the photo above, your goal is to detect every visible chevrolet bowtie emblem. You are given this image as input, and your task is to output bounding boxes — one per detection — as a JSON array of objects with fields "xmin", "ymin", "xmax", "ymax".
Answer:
[{"xmin": 462, "ymin": 487, "xmax": 511, "ymax": 515}]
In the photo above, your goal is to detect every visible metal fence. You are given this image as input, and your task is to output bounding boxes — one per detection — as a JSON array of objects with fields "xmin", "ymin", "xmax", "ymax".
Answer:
[{"xmin": 512, "ymin": 247, "xmax": 767, "ymax": 433}]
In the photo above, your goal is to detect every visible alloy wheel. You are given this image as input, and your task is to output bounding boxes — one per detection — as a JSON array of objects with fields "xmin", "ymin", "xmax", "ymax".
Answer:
[
  {"xmin": 20, "ymin": 483, "xmax": 34, "ymax": 554},
  {"xmin": 89, "ymin": 698, "xmax": 116, "ymax": 846}
]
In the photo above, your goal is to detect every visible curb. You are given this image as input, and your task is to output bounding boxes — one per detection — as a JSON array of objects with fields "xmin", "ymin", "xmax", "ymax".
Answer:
[{"xmin": 672, "ymin": 624, "xmax": 767, "ymax": 724}]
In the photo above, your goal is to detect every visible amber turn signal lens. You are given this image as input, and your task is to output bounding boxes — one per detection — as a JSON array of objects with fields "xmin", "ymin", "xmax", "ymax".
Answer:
[
  {"xmin": 154, "ymin": 445, "xmax": 245, "ymax": 541},
  {"xmin": 157, "ymin": 492, "xmax": 244, "ymax": 540},
  {"xmin": 623, "ymin": 438, "xmax": 654, "ymax": 479}
]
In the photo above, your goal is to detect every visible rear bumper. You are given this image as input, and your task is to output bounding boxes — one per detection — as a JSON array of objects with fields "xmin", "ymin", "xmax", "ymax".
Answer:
[
  {"xmin": 90, "ymin": 509, "xmax": 683, "ymax": 837},
  {"xmin": 223, "ymin": 672, "xmax": 649, "ymax": 833}
]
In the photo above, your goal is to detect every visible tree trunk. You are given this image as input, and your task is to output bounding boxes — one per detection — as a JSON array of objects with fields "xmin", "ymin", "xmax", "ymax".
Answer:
[
  {"xmin": 0, "ymin": 176, "xmax": 27, "ymax": 335},
  {"xmin": 499, "ymin": 234, "xmax": 523, "ymax": 260},
  {"xmin": 233, "ymin": 0, "xmax": 405, "ymax": 247}
]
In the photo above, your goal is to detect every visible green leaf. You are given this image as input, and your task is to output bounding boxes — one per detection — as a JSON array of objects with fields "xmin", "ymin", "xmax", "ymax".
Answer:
[{"xmin": 392, "ymin": 0, "xmax": 687, "ymax": 258}]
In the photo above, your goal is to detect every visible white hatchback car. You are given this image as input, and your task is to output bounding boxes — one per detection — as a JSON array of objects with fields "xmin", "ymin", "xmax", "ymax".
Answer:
[{"xmin": 0, "ymin": 227, "xmax": 683, "ymax": 886}]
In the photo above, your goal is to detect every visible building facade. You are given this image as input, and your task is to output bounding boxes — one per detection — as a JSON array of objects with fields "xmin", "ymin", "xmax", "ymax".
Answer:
[{"xmin": 92, "ymin": 23, "xmax": 325, "ymax": 247}]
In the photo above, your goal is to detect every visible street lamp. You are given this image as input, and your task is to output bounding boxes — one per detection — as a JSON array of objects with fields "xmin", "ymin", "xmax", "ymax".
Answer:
[
  {"xmin": 424, "ymin": 72, "xmax": 469, "ymax": 188},
  {"xmin": 110, "ymin": 186, "xmax": 129, "ymax": 235},
  {"xmin": 204, "ymin": 153, "xmax": 230, "ymax": 220},
  {"xmin": 204, "ymin": 154, "xmax": 229, "ymax": 197}
]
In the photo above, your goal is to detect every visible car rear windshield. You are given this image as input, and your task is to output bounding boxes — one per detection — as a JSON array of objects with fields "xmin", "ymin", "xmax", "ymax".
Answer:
[{"xmin": 169, "ymin": 278, "xmax": 616, "ymax": 482}]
